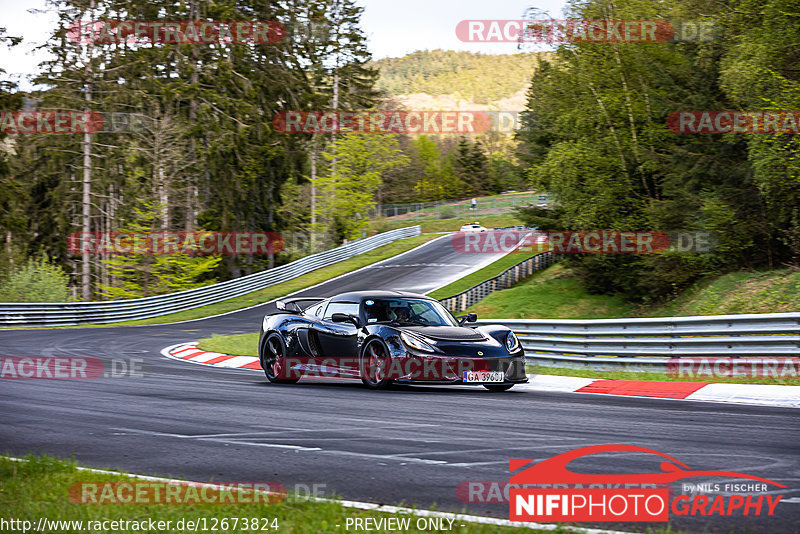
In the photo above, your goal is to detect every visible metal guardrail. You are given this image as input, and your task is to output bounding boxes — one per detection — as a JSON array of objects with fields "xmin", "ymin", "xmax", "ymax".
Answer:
[
  {"xmin": 0, "ymin": 226, "xmax": 421, "ymax": 327},
  {"xmin": 474, "ymin": 314, "xmax": 800, "ymax": 369},
  {"xmin": 373, "ymin": 193, "xmax": 541, "ymax": 219},
  {"xmin": 439, "ymin": 251, "xmax": 558, "ymax": 313},
  {"xmin": 437, "ymin": 251, "xmax": 798, "ymax": 367}
]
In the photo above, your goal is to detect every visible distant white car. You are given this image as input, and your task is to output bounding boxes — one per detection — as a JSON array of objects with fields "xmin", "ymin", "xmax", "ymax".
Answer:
[{"xmin": 459, "ymin": 223, "xmax": 488, "ymax": 232}]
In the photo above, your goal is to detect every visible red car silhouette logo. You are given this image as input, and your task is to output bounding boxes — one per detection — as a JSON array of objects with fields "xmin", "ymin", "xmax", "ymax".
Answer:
[{"xmin": 510, "ymin": 444, "xmax": 785, "ymax": 487}]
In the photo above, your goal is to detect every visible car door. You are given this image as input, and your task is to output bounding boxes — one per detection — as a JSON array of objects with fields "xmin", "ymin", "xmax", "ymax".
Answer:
[{"xmin": 316, "ymin": 301, "xmax": 361, "ymax": 374}]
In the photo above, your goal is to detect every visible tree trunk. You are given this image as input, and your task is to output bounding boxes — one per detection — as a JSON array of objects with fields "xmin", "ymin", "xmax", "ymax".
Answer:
[
  {"xmin": 80, "ymin": 0, "xmax": 96, "ymax": 301},
  {"xmin": 185, "ymin": 0, "xmax": 200, "ymax": 232},
  {"xmin": 158, "ymin": 162, "xmax": 169, "ymax": 231},
  {"xmin": 310, "ymin": 134, "xmax": 318, "ymax": 251}
]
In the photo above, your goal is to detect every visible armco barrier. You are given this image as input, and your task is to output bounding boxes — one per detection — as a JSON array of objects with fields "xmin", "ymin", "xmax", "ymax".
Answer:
[
  {"xmin": 0, "ymin": 226, "xmax": 421, "ymax": 327},
  {"xmin": 439, "ymin": 251, "xmax": 558, "ymax": 313},
  {"xmin": 473, "ymin": 314, "xmax": 800, "ymax": 370}
]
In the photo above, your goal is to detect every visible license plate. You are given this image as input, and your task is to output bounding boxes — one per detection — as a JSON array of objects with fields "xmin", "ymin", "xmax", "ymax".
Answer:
[{"xmin": 463, "ymin": 370, "xmax": 504, "ymax": 383}]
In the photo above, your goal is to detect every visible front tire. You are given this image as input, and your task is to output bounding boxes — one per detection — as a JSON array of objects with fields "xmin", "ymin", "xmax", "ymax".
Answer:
[
  {"xmin": 484, "ymin": 384, "xmax": 514, "ymax": 392},
  {"xmin": 360, "ymin": 339, "xmax": 393, "ymax": 390},
  {"xmin": 260, "ymin": 333, "xmax": 301, "ymax": 384}
]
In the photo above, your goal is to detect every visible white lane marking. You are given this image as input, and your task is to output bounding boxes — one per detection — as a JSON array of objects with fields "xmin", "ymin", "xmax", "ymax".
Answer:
[
  {"xmin": 388, "ymin": 446, "xmax": 550, "ymax": 458},
  {"xmin": 204, "ymin": 440, "xmax": 322, "ymax": 451},
  {"xmin": 207, "ymin": 443, "xmax": 450, "ymax": 465},
  {"xmin": 113, "ymin": 426, "xmax": 447, "ymax": 466},
  {"xmin": 369, "ymin": 263, "xmax": 472, "ymax": 268},
  {"xmin": 114, "ymin": 421, "xmax": 439, "ymax": 438},
  {"xmin": 446, "ymin": 461, "xmax": 509, "ymax": 467},
  {"xmin": 112, "ymin": 427, "xmax": 322, "ymax": 451},
  {"xmin": 219, "ymin": 441, "xmax": 437, "ymax": 465},
  {"xmin": 2, "ymin": 455, "xmax": 638, "ymax": 534}
]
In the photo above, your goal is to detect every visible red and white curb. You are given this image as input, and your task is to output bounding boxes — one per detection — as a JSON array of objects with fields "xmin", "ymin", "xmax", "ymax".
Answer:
[
  {"xmin": 163, "ymin": 342, "xmax": 262, "ymax": 370},
  {"xmin": 163, "ymin": 342, "xmax": 800, "ymax": 408},
  {"xmin": 519, "ymin": 374, "xmax": 800, "ymax": 408}
]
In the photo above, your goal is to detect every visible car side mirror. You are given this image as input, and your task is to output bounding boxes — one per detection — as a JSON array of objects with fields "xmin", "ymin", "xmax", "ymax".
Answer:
[
  {"xmin": 331, "ymin": 313, "xmax": 360, "ymax": 327},
  {"xmin": 457, "ymin": 313, "xmax": 477, "ymax": 325}
]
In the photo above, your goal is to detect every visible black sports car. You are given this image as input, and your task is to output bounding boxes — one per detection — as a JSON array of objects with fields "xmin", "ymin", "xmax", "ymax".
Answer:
[{"xmin": 258, "ymin": 290, "xmax": 527, "ymax": 391}]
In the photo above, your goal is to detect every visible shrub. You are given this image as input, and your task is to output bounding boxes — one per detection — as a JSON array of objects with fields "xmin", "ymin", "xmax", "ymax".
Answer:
[
  {"xmin": 438, "ymin": 205, "xmax": 456, "ymax": 219},
  {"xmin": 0, "ymin": 257, "xmax": 70, "ymax": 302}
]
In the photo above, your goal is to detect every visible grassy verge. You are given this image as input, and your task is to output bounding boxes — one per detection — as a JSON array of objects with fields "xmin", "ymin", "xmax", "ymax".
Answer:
[
  {"xmin": 4, "ymin": 233, "xmax": 440, "ymax": 329},
  {"xmin": 372, "ymin": 213, "xmax": 524, "ymax": 235},
  {"xmin": 428, "ymin": 252, "xmax": 539, "ymax": 300},
  {"xmin": 465, "ymin": 265, "xmax": 800, "ymax": 319},
  {"xmin": 650, "ymin": 269, "xmax": 800, "ymax": 316},
  {"xmin": 199, "ymin": 332, "xmax": 259, "ymax": 357},
  {"xmin": 526, "ymin": 365, "xmax": 800, "ymax": 386},
  {"xmin": 0, "ymin": 455, "xmax": 568, "ymax": 534},
  {"xmin": 376, "ymin": 191, "xmax": 538, "ymax": 222},
  {"xmin": 465, "ymin": 264, "xmax": 634, "ymax": 319}
]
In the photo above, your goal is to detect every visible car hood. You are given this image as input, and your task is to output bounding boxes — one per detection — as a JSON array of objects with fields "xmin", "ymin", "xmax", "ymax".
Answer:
[{"xmin": 400, "ymin": 325, "xmax": 485, "ymax": 342}]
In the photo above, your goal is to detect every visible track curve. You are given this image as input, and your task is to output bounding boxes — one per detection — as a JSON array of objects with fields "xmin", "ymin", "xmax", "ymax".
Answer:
[{"xmin": 1, "ymin": 235, "xmax": 797, "ymax": 533}]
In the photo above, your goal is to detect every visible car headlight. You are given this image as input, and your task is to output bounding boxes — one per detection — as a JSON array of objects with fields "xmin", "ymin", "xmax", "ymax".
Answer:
[
  {"xmin": 506, "ymin": 331, "xmax": 520, "ymax": 353},
  {"xmin": 400, "ymin": 331, "xmax": 435, "ymax": 353}
]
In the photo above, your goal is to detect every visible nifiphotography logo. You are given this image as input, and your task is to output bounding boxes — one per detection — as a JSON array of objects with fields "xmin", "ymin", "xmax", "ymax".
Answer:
[{"xmin": 509, "ymin": 444, "xmax": 785, "ymax": 522}]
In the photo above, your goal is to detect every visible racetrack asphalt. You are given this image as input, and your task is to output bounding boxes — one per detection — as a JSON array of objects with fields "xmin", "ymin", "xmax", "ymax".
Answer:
[{"xmin": 1, "ymin": 235, "xmax": 798, "ymax": 533}]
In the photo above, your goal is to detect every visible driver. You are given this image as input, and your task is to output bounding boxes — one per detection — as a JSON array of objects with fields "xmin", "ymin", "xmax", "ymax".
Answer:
[{"xmin": 393, "ymin": 306, "xmax": 411, "ymax": 323}]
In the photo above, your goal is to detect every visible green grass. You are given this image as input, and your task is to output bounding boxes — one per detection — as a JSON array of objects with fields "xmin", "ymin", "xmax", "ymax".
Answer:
[
  {"xmin": 464, "ymin": 264, "xmax": 800, "ymax": 319},
  {"xmin": 0, "ymin": 455, "xmax": 573, "ymax": 534},
  {"xmin": 199, "ymin": 332, "xmax": 259, "ymax": 357},
  {"xmin": 428, "ymin": 252, "xmax": 540, "ymax": 300},
  {"xmin": 527, "ymin": 365, "xmax": 800, "ymax": 386},
  {"xmin": 466, "ymin": 264, "xmax": 634, "ymax": 319},
  {"xmin": 377, "ymin": 191, "xmax": 540, "ymax": 222},
  {"xmin": 650, "ymin": 269, "xmax": 800, "ymax": 316},
  {"xmin": 2, "ymin": 233, "xmax": 440, "ymax": 329}
]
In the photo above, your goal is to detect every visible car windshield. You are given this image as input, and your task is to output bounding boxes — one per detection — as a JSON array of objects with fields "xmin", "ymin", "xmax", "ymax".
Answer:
[{"xmin": 363, "ymin": 298, "xmax": 458, "ymax": 327}]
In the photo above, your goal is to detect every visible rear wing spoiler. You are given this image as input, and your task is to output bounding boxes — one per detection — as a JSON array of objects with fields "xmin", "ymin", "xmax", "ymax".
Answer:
[{"xmin": 275, "ymin": 297, "xmax": 326, "ymax": 313}]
